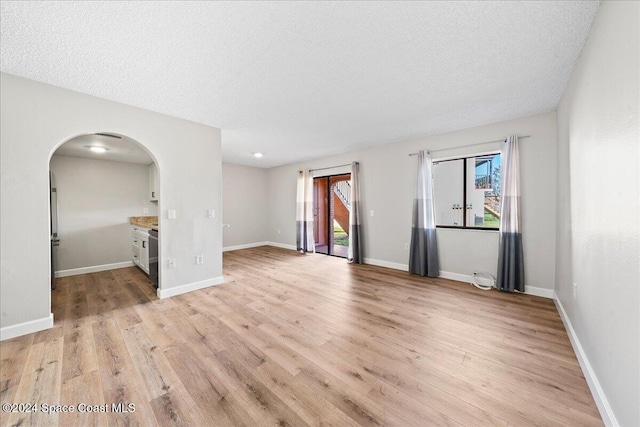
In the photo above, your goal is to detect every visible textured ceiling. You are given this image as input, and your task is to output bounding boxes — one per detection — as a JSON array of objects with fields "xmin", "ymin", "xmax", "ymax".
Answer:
[{"xmin": 1, "ymin": 1, "xmax": 599, "ymax": 168}]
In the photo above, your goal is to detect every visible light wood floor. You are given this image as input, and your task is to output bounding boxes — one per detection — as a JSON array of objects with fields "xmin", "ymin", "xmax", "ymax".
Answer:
[{"xmin": 1, "ymin": 246, "xmax": 601, "ymax": 426}]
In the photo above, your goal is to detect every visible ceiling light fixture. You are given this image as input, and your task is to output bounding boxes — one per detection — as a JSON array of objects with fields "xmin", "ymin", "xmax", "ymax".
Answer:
[
  {"xmin": 89, "ymin": 146, "xmax": 107, "ymax": 153},
  {"xmin": 253, "ymin": 152, "xmax": 263, "ymax": 158}
]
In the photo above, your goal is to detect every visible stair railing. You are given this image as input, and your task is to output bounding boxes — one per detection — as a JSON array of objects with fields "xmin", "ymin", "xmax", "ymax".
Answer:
[{"xmin": 334, "ymin": 180, "xmax": 351, "ymax": 211}]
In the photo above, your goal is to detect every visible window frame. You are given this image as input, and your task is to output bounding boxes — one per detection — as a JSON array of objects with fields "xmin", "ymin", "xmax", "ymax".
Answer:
[{"xmin": 433, "ymin": 151, "xmax": 501, "ymax": 232}]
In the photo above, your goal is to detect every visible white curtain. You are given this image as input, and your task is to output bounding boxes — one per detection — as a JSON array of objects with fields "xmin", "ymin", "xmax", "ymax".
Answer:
[
  {"xmin": 296, "ymin": 170, "xmax": 315, "ymax": 253},
  {"xmin": 497, "ymin": 135, "xmax": 525, "ymax": 292},
  {"xmin": 348, "ymin": 162, "xmax": 362, "ymax": 264},
  {"xmin": 409, "ymin": 150, "xmax": 439, "ymax": 277}
]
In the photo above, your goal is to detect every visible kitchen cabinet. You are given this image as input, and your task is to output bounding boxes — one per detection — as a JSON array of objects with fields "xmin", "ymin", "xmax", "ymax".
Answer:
[
  {"xmin": 148, "ymin": 163, "xmax": 158, "ymax": 202},
  {"xmin": 132, "ymin": 225, "xmax": 150, "ymax": 274}
]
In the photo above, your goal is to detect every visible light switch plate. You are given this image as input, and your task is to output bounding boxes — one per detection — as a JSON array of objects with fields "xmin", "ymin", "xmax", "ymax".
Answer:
[
  {"xmin": 208, "ymin": 209, "xmax": 215, "ymax": 218},
  {"xmin": 168, "ymin": 209, "xmax": 176, "ymax": 220}
]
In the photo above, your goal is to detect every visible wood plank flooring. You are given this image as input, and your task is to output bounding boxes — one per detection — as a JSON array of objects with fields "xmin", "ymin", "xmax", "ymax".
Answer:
[{"xmin": 1, "ymin": 246, "xmax": 602, "ymax": 426}]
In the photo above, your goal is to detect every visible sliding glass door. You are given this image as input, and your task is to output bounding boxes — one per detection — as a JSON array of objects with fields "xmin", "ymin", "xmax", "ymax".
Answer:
[{"xmin": 313, "ymin": 173, "xmax": 351, "ymax": 257}]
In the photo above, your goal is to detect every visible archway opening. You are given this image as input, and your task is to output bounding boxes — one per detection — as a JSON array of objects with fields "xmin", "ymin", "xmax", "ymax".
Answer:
[{"xmin": 48, "ymin": 132, "xmax": 161, "ymax": 302}]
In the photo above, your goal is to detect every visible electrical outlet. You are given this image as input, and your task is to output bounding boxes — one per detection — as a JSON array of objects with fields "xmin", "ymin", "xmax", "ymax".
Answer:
[
  {"xmin": 573, "ymin": 282, "xmax": 577, "ymax": 299},
  {"xmin": 143, "ymin": 207, "xmax": 149, "ymax": 214},
  {"xmin": 168, "ymin": 258, "xmax": 176, "ymax": 269},
  {"xmin": 370, "ymin": 210, "xmax": 374, "ymax": 217},
  {"xmin": 196, "ymin": 255, "xmax": 204, "ymax": 265},
  {"xmin": 404, "ymin": 243, "xmax": 410, "ymax": 250},
  {"xmin": 168, "ymin": 209, "xmax": 176, "ymax": 220},
  {"xmin": 207, "ymin": 209, "xmax": 215, "ymax": 218}
]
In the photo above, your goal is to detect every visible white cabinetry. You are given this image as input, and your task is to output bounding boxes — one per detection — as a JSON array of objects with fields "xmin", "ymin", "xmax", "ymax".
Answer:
[
  {"xmin": 148, "ymin": 163, "xmax": 158, "ymax": 202},
  {"xmin": 132, "ymin": 226, "xmax": 150, "ymax": 274}
]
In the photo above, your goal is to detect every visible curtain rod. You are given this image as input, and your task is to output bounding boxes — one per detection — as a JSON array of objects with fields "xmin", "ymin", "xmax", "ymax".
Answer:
[
  {"xmin": 302, "ymin": 162, "xmax": 355, "ymax": 173},
  {"xmin": 408, "ymin": 135, "xmax": 531, "ymax": 156}
]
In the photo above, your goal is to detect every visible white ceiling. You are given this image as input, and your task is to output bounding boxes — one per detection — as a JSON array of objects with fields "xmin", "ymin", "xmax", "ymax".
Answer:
[
  {"xmin": 54, "ymin": 133, "xmax": 153, "ymax": 165},
  {"xmin": 1, "ymin": 1, "xmax": 599, "ymax": 168}
]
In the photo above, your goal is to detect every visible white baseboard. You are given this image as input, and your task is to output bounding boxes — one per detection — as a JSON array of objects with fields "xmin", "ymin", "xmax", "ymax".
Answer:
[
  {"xmin": 363, "ymin": 257, "xmax": 408, "ymax": 271},
  {"xmin": 440, "ymin": 270, "xmax": 552, "ymax": 298},
  {"xmin": 554, "ymin": 294, "xmax": 617, "ymax": 426},
  {"xmin": 1, "ymin": 313, "xmax": 54, "ymax": 341},
  {"xmin": 55, "ymin": 261, "xmax": 134, "ymax": 278},
  {"xmin": 267, "ymin": 241, "xmax": 297, "ymax": 251},
  {"xmin": 438, "ymin": 271, "xmax": 493, "ymax": 288},
  {"xmin": 223, "ymin": 242, "xmax": 269, "ymax": 252},
  {"xmin": 524, "ymin": 286, "xmax": 554, "ymax": 299},
  {"xmin": 439, "ymin": 270, "xmax": 473, "ymax": 283},
  {"xmin": 157, "ymin": 276, "xmax": 224, "ymax": 299}
]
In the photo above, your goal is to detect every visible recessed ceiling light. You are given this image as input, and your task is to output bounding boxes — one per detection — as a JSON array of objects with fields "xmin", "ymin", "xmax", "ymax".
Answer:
[
  {"xmin": 253, "ymin": 152, "xmax": 263, "ymax": 158},
  {"xmin": 89, "ymin": 146, "xmax": 107, "ymax": 153}
]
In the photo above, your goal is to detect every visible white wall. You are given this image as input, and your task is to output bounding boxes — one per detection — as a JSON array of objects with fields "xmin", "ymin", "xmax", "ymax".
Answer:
[
  {"xmin": 555, "ymin": 1, "xmax": 639, "ymax": 425},
  {"xmin": 0, "ymin": 73, "xmax": 223, "ymax": 338},
  {"xmin": 268, "ymin": 111, "xmax": 557, "ymax": 295},
  {"xmin": 222, "ymin": 162, "xmax": 269, "ymax": 249},
  {"xmin": 49, "ymin": 155, "xmax": 158, "ymax": 271}
]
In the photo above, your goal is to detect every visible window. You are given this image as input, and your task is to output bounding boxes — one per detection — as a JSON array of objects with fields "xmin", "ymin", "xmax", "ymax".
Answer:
[{"xmin": 432, "ymin": 153, "xmax": 501, "ymax": 229}]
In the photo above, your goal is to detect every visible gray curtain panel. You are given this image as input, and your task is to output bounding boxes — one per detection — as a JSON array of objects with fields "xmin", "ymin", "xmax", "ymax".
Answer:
[
  {"xmin": 497, "ymin": 135, "xmax": 525, "ymax": 292},
  {"xmin": 296, "ymin": 170, "xmax": 315, "ymax": 253},
  {"xmin": 348, "ymin": 162, "xmax": 363, "ymax": 264},
  {"xmin": 409, "ymin": 150, "xmax": 440, "ymax": 277}
]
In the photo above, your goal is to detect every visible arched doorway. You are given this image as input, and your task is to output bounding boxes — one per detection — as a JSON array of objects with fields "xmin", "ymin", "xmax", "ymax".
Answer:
[{"xmin": 48, "ymin": 132, "xmax": 161, "ymax": 298}]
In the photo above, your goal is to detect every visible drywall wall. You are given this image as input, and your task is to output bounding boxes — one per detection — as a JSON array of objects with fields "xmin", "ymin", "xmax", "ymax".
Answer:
[
  {"xmin": 49, "ymin": 155, "xmax": 158, "ymax": 271},
  {"xmin": 555, "ymin": 1, "xmax": 639, "ymax": 425},
  {"xmin": 222, "ymin": 162, "xmax": 269, "ymax": 249},
  {"xmin": 0, "ymin": 73, "xmax": 223, "ymax": 338},
  {"xmin": 268, "ymin": 111, "xmax": 557, "ymax": 294}
]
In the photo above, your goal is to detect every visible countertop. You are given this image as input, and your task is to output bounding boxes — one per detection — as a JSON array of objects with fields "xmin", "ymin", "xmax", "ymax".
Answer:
[{"xmin": 130, "ymin": 216, "xmax": 158, "ymax": 231}]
